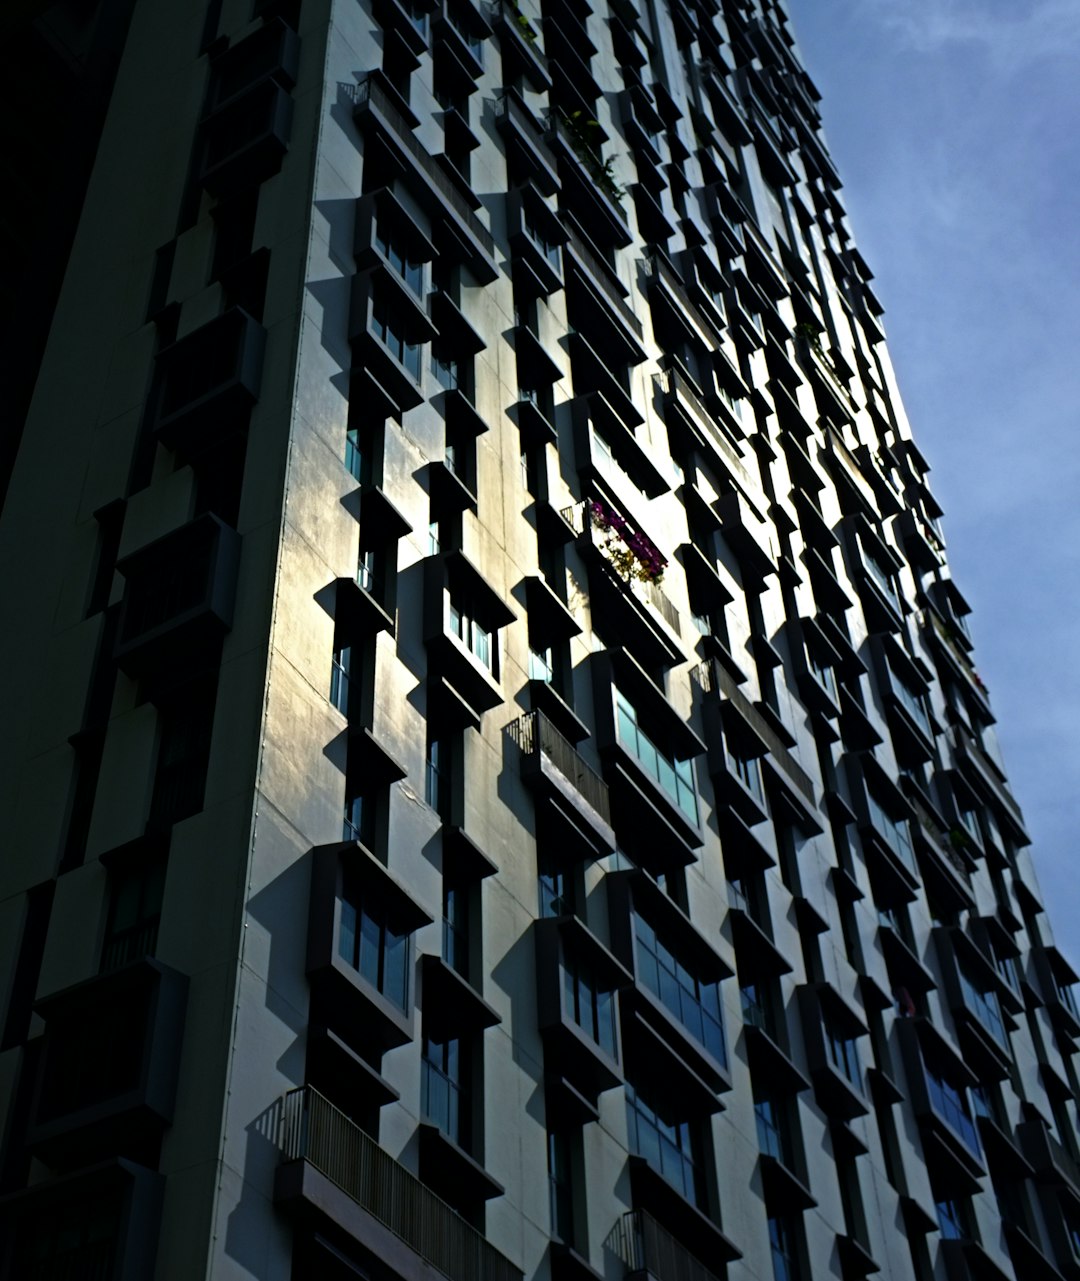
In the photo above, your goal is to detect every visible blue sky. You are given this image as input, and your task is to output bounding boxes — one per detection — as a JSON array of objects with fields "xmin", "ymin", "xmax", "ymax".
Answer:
[{"xmin": 785, "ymin": 0, "xmax": 1080, "ymax": 961}]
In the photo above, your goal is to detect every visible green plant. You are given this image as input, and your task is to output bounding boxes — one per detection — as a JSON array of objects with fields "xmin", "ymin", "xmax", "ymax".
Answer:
[
  {"xmin": 794, "ymin": 320, "xmax": 824, "ymax": 355},
  {"xmin": 511, "ymin": 6, "xmax": 537, "ymax": 43},
  {"xmin": 948, "ymin": 827, "xmax": 971, "ymax": 852},
  {"xmin": 561, "ymin": 110, "xmax": 624, "ymax": 206}
]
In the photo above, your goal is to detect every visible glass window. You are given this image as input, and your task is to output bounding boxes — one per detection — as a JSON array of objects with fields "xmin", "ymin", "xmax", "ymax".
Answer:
[
  {"xmin": 447, "ymin": 598, "xmax": 496, "ymax": 674},
  {"xmin": 825, "ymin": 1017, "xmax": 861, "ymax": 1088},
  {"xmin": 443, "ymin": 882, "xmax": 468, "ymax": 978},
  {"xmin": 339, "ymin": 880, "xmax": 409, "ymax": 1011},
  {"xmin": 548, "ymin": 1131, "xmax": 573, "ymax": 1242},
  {"xmin": 625, "ymin": 1080, "xmax": 705, "ymax": 1208},
  {"xmin": 539, "ymin": 866, "xmax": 570, "ymax": 919},
  {"xmin": 769, "ymin": 1216, "xmax": 799, "ymax": 1281},
  {"xmin": 330, "ymin": 644, "xmax": 351, "ymax": 714},
  {"xmin": 957, "ymin": 962, "xmax": 1008, "ymax": 1047},
  {"xmin": 865, "ymin": 789, "xmax": 915, "ymax": 872},
  {"xmin": 422, "ymin": 1035, "xmax": 464, "ymax": 1143},
  {"xmin": 563, "ymin": 949, "xmax": 617, "ymax": 1057},
  {"xmin": 345, "ymin": 427, "xmax": 369, "ymax": 484},
  {"xmin": 614, "ymin": 689, "xmax": 698, "ymax": 824},
  {"xmin": 755, "ymin": 1096, "xmax": 788, "ymax": 1163},
  {"xmin": 731, "ymin": 748, "xmax": 766, "ymax": 808},
  {"xmin": 101, "ymin": 861, "xmax": 165, "ymax": 973},
  {"xmin": 371, "ymin": 292, "xmax": 422, "ymax": 380},
  {"xmin": 936, "ymin": 1199, "xmax": 966, "ymax": 1241},
  {"xmin": 634, "ymin": 913, "xmax": 726, "ymax": 1065},
  {"xmin": 529, "ymin": 645, "xmax": 554, "ymax": 683},
  {"xmin": 924, "ymin": 1063, "xmax": 980, "ymax": 1155},
  {"xmin": 374, "ymin": 223, "xmax": 424, "ymax": 295}
]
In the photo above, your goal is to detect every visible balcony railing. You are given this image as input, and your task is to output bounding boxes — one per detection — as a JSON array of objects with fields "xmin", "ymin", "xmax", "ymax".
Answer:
[
  {"xmin": 279, "ymin": 1086, "xmax": 522, "ymax": 1281},
  {"xmin": 562, "ymin": 499, "xmax": 680, "ymax": 636},
  {"xmin": 607, "ymin": 1209, "xmax": 722, "ymax": 1281},
  {"xmin": 507, "ymin": 710, "xmax": 611, "ymax": 825}
]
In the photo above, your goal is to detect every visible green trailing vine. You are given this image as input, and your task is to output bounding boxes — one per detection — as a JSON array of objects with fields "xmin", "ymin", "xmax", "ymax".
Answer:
[
  {"xmin": 510, "ymin": 5, "xmax": 537, "ymax": 44},
  {"xmin": 560, "ymin": 110, "xmax": 624, "ymax": 206}
]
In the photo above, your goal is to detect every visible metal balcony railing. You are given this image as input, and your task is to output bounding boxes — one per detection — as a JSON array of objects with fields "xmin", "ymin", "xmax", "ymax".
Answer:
[
  {"xmin": 562, "ymin": 500, "xmax": 681, "ymax": 636},
  {"xmin": 608, "ymin": 1209, "xmax": 722, "ymax": 1281},
  {"xmin": 279, "ymin": 1086, "xmax": 522, "ymax": 1281},
  {"xmin": 507, "ymin": 710, "xmax": 611, "ymax": 825}
]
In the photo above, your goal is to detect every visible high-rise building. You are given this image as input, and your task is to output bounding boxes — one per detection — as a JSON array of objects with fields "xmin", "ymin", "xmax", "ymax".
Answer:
[{"xmin": 1, "ymin": 1, "xmax": 1076, "ymax": 1279}]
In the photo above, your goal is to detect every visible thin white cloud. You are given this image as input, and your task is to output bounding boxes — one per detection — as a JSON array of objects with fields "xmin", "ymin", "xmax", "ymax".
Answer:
[{"xmin": 861, "ymin": 0, "xmax": 1080, "ymax": 70}]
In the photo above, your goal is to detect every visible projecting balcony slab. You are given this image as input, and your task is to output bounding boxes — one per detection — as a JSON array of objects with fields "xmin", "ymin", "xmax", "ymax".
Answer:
[{"xmin": 508, "ymin": 710, "xmax": 615, "ymax": 857}]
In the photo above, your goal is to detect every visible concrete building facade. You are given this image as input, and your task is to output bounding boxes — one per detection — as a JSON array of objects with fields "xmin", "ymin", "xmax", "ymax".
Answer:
[{"xmin": 2, "ymin": 0, "xmax": 1078, "ymax": 1279}]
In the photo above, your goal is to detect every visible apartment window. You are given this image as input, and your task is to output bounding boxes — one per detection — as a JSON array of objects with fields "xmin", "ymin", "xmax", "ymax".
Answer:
[
  {"xmin": 806, "ymin": 644, "xmax": 838, "ymax": 701},
  {"xmin": 330, "ymin": 644, "xmax": 352, "ymax": 714},
  {"xmin": 422, "ymin": 1035, "xmax": 465, "ymax": 1144},
  {"xmin": 741, "ymin": 981, "xmax": 777, "ymax": 1035},
  {"xmin": 634, "ymin": 914, "xmax": 726, "ymax": 1065},
  {"xmin": 957, "ymin": 960, "xmax": 1008, "ymax": 1047},
  {"xmin": 443, "ymin": 881, "xmax": 469, "ymax": 977},
  {"xmin": 150, "ymin": 690, "xmax": 215, "ymax": 830},
  {"xmin": 755, "ymin": 1095, "xmax": 790, "ymax": 1164},
  {"xmin": 924, "ymin": 1060, "xmax": 979, "ymax": 1155},
  {"xmin": 524, "ymin": 206, "xmax": 562, "ymax": 273},
  {"xmin": 339, "ymin": 879, "xmax": 409, "ymax": 1010},
  {"xmin": 563, "ymin": 948, "xmax": 617, "ymax": 1057},
  {"xmin": 449, "ymin": 600, "xmax": 494, "ymax": 673},
  {"xmin": 345, "ymin": 425, "xmax": 373, "ymax": 484},
  {"xmin": 548, "ymin": 1131, "xmax": 574, "ymax": 1243},
  {"xmin": 371, "ymin": 290, "xmax": 422, "ymax": 380},
  {"xmin": 425, "ymin": 734, "xmax": 444, "ymax": 813},
  {"xmin": 935, "ymin": 1198, "xmax": 968, "ymax": 1241},
  {"xmin": 433, "ymin": 341, "xmax": 468, "ymax": 396},
  {"xmin": 342, "ymin": 790, "xmax": 366, "ymax": 843},
  {"xmin": 860, "ymin": 537, "xmax": 899, "ymax": 604},
  {"xmin": 625, "ymin": 1079, "xmax": 705, "ymax": 1208},
  {"xmin": 375, "ymin": 221, "xmax": 424, "ymax": 296},
  {"xmin": 769, "ymin": 1216, "xmax": 800, "ymax": 1281},
  {"xmin": 356, "ymin": 546, "xmax": 379, "ymax": 595},
  {"xmin": 100, "ymin": 860, "xmax": 166, "ymax": 973},
  {"xmin": 825, "ymin": 1015, "xmax": 861, "ymax": 1088},
  {"xmin": 529, "ymin": 644, "xmax": 555, "ymax": 683},
  {"xmin": 614, "ymin": 689, "xmax": 698, "ymax": 824},
  {"xmin": 539, "ymin": 859, "xmax": 573, "ymax": 919},
  {"xmin": 731, "ymin": 747, "xmax": 766, "ymax": 809},
  {"xmin": 865, "ymin": 788, "xmax": 915, "ymax": 872},
  {"xmin": 891, "ymin": 665, "xmax": 930, "ymax": 735}
]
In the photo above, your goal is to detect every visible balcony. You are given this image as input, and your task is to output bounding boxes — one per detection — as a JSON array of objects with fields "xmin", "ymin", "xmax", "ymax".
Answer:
[
  {"xmin": 900, "ymin": 1021, "xmax": 985, "ymax": 1189},
  {"xmin": 28, "ymin": 959, "xmax": 188, "ymax": 1168},
  {"xmin": 489, "ymin": 0, "xmax": 551, "ymax": 90},
  {"xmin": 507, "ymin": 710, "xmax": 615, "ymax": 857},
  {"xmin": 535, "ymin": 915, "xmax": 630, "ymax": 1103},
  {"xmin": 351, "ymin": 74, "xmax": 497, "ymax": 283},
  {"xmin": 716, "ymin": 488, "xmax": 777, "ymax": 587},
  {"xmin": 306, "ymin": 840, "xmax": 433, "ymax": 1055},
  {"xmin": 2, "ymin": 1159, "xmax": 165, "ymax": 1281},
  {"xmin": 654, "ymin": 366, "xmax": 749, "ymax": 488},
  {"xmin": 154, "ymin": 307, "xmax": 266, "ymax": 456},
  {"xmin": 1018, "ymin": 1118, "xmax": 1080, "ymax": 1204},
  {"xmin": 115, "ymin": 514, "xmax": 241, "ymax": 678},
  {"xmin": 424, "ymin": 553, "xmax": 514, "ymax": 725},
  {"xmin": 496, "ymin": 91, "xmax": 560, "ymax": 194},
  {"xmin": 547, "ymin": 115, "xmax": 632, "ymax": 250},
  {"xmin": 199, "ymin": 78, "xmax": 294, "ymax": 197},
  {"xmin": 508, "ymin": 187, "xmax": 566, "ymax": 296},
  {"xmin": 607, "ymin": 1208, "xmax": 726, "ymax": 1281},
  {"xmin": 276, "ymin": 1086, "xmax": 523, "ymax": 1281},
  {"xmin": 563, "ymin": 499, "xmax": 682, "ymax": 673}
]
